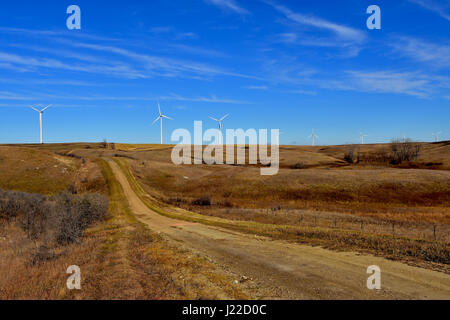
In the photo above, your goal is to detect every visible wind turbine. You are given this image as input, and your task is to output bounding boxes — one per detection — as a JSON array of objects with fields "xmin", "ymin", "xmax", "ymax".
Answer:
[
  {"xmin": 209, "ymin": 114, "xmax": 229, "ymax": 135},
  {"xmin": 360, "ymin": 132, "xmax": 368, "ymax": 145},
  {"xmin": 432, "ymin": 132, "xmax": 442, "ymax": 142},
  {"xmin": 29, "ymin": 104, "xmax": 52, "ymax": 144},
  {"xmin": 152, "ymin": 103, "xmax": 173, "ymax": 145},
  {"xmin": 309, "ymin": 129, "xmax": 318, "ymax": 146}
]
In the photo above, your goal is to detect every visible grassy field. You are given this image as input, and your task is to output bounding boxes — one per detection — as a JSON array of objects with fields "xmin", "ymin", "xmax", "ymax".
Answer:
[
  {"xmin": 55, "ymin": 141, "xmax": 449, "ymax": 240},
  {"xmin": 113, "ymin": 158, "xmax": 449, "ymax": 271},
  {"xmin": 0, "ymin": 142, "xmax": 448, "ymax": 299},
  {"xmin": 0, "ymin": 155, "xmax": 249, "ymax": 299},
  {"xmin": 116, "ymin": 143, "xmax": 450, "ymax": 224}
]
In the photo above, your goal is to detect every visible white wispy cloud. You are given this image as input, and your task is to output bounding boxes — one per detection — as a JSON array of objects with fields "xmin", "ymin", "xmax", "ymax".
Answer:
[
  {"xmin": 149, "ymin": 26, "xmax": 173, "ymax": 34},
  {"xmin": 175, "ymin": 32, "xmax": 199, "ymax": 40},
  {"xmin": 0, "ymin": 51, "xmax": 147, "ymax": 79},
  {"xmin": 0, "ymin": 91, "xmax": 250, "ymax": 104},
  {"xmin": 409, "ymin": 0, "xmax": 450, "ymax": 21},
  {"xmin": 205, "ymin": 0, "xmax": 249, "ymax": 15},
  {"xmin": 390, "ymin": 36, "xmax": 450, "ymax": 69},
  {"xmin": 0, "ymin": 62, "xmax": 30, "ymax": 73},
  {"xmin": 344, "ymin": 70, "xmax": 434, "ymax": 98},
  {"xmin": 290, "ymin": 89, "xmax": 317, "ymax": 96},
  {"xmin": 63, "ymin": 41, "xmax": 258, "ymax": 80},
  {"xmin": 266, "ymin": 1, "xmax": 366, "ymax": 42},
  {"xmin": 245, "ymin": 85, "xmax": 269, "ymax": 90},
  {"xmin": 149, "ymin": 26, "xmax": 199, "ymax": 40},
  {"xmin": 0, "ymin": 32, "xmax": 256, "ymax": 80},
  {"xmin": 0, "ymin": 78, "xmax": 98, "ymax": 86},
  {"xmin": 167, "ymin": 44, "xmax": 227, "ymax": 58},
  {"xmin": 0, "ymin": 26, "xmax": 118, "ymax": 42}
]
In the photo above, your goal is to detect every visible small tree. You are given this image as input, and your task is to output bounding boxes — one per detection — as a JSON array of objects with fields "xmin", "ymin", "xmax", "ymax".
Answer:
[
  {"xmin": 344, "ymin": 146, "xmax": 360, "ymax": 164},
  {"xmin": 390, "ymin": 138, "xmax": 421, "ymax": 164}
]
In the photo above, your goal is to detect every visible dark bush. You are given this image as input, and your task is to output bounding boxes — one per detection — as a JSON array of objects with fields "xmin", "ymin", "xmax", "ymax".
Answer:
[
  {"xmin": 192, "ymin": 195, "xmax": 211, "ymax": 206},
  {"xmin": 390, "ymin": 139, "xmax": 421, "ymax": 164},
  {"xmin": 0, "ymin": 188, "xmax": 108, "ymax": 245},
  {"xmin": 355, "ymin": 139, "xmax": 421, "ymax": 165},
  {"xmin": 344, "ymin": 146, "xmax": 360, "ymax": 164},
  {"xmin": 30, "ymin": 245, "xmax": 56, "ymax": 266},
  {"xmin": 291, "ymin": 162, "xmax": 305, "ymax": 169}
]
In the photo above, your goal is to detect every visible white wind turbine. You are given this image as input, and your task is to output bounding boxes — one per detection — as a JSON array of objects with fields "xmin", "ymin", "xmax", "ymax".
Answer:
[
  {"xmin": 309, "ymin": 129, "xmax": 318, "ymax": 146},
  {"xmin": 360, "ymin": 132, "xmax": 368, "ymax": 144},
  {"xmin": 209, "ymin": 114, "xmax": 229, "ymax": 135},
  {"xmin": 29, "ymin": 104, "xmax": 52, "ymax": 144},
  {"xmin": 152, "ymin": 103, "xmax": 173, "ymax": 145},
  {"xmin": 432, "ymin": 132, "xmax": 442, "ymax": 142}
]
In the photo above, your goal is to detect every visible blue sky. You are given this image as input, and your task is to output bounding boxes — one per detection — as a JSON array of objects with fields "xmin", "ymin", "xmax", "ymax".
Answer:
[{"xmin": 0, "ymin": 0, "xmax": 448, "ymax": 145}]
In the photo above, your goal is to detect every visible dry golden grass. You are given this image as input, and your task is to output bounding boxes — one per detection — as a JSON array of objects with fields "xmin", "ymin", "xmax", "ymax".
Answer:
[
  {"xmin": 0, "ymin": 146, "xmax": 80, "ymax": 194},
  {"xmin": 0, "ymin": 159, "xmax": 248, "ymax": 300},
  {"xmin": 123, "ymin": 145, "xmax": 450, "ymax": 224},
  {"xmin": 114, "ymin": 158, "xmax": 450, "ymax": 271},
  {"xmin": 1, "ymin": 141, "xmax": 448, "ymax": 297}
]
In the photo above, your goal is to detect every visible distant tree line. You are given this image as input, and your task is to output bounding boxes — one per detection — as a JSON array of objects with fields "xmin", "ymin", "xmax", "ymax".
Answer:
[{"xmin": 344, "ymin": 139, "xmax": 421, "ymax": 165}]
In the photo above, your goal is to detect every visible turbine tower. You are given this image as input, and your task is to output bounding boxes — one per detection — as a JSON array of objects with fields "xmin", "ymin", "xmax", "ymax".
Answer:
[
  {"xmin": 152, "ymin": 103, "xmax": 173, "ymax": 145},
  {"xmin": 432, "ymin": 132, "xmax": 441, "ymax": 142},
  {"xmin": 309, "ymin": 129, "xmax": 318, "ymax": 146},
  {"xmin": 209, "ymin": 114, "xmax": 229, "ymax": 135},
  {"xmin": 29, "ymin": 105, "xmax": 52, "ymax": 144},
  {"xmin": 360, "ymin": 132, "xmax": 368, "ymax": 145}
]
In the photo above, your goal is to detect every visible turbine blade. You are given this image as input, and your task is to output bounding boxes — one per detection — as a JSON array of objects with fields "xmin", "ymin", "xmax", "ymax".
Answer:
[
  {"xmin": 158, "ymin": 103, "xmax": 161, "ymax": 116},
  {"xmin": 29, "ymin": 105, "xmax": 40, "ymax": 112},
  {"xmin": 152, "ymin": 116, "xmax": 160, "ymax": 125},
  {"xmin": 220, "ymin": 114, "xmax": 229, "ymax": 121},
  {"xmin": 209, "ymin": 116, "xmax": 219, "ymax": 121},
  {"xmin": 162, "ymin": 115, "xmax": 173, "ymax": 120},
  {"xmin": 41, "ymin": 104, "xmax": 52, "ymax": 112}
]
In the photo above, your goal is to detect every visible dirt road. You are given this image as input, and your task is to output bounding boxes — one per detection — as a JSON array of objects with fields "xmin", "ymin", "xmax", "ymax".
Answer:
[{"xmin": 108, "ymin": 160, "xmax": 450, "ymax": 300}]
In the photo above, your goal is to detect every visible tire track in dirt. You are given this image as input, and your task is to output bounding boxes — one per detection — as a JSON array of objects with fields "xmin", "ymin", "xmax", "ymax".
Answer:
[{"xmin": 108, "ymin": 160, "xmax": 450, "ymax": 300}]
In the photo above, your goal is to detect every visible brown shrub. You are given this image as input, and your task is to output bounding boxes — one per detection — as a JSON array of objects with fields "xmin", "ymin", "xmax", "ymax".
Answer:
[
  {"xmin": 192, "ymin": 195, "xmax": 211, "ymax": 206},
  {"xmin": 0, "ymin": 188, "xmax": 108, "ymax": 245}
]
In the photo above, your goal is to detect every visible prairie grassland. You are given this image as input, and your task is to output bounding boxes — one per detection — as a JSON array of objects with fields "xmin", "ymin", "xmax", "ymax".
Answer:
[
  {"xmin": 1, "ymin": 141, "xmax": 448, "ymax": 293},
  {"xmin": 0, "ymin": 157, "xmax": 248, "ymax": 299},
  {"xmin": 0, "ymin": 146, "xmax": 80, "ymax": 194},
  {"xmin": 103, "ymin": 142, "xmax": 449, "ymax": 261},
  {"xmin": 114, "ymin": 158, "xmax": 449, "ymax": 271},
  {"xmin": 125, "ymin": 144, "xmax": 450, "ymax": 224}
]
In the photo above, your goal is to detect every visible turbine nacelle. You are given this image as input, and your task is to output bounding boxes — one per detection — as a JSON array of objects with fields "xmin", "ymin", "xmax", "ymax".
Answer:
[
  {"xmin": 360, "ymin": 132, "xmax": 368, "ymax": 144},
  {"xmin": 152, "ymin": 103, "xmax": 173, "ymax": 145},
  {"xmin": 209, "ymin": 114, "xmax": 229, "ymax": 132},
  {"xmin": 432, "ymin": 132, "xmax": 442, "ymax": 142},
  {"xmin": 309, "ymin": 129, "xmax": 318, "ymax": 146},
  {"xmin": 29, "ymin": 104, "xmax": 52, "ymax": 144}
]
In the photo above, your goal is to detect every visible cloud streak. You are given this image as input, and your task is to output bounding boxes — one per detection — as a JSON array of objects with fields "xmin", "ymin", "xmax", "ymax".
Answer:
[
  {"xmin": 0, "ymin": 91, "xmax": 251, "ymax": 105},
  {"xmin": 390, "ymin": 36, "xmax": 450, "ymax": 69},
  {"xmin": 409, "ymin": 0, "xmax": 450, "ymax": 21},
  {"xmin": 0, "ymin": 51, "xmax": 147, "ymax": 79},
  {"xmin": 205, "ymin": 0, "xmax": 249, "ymax": 15},
  {"xmin": 63, "ymin": 41, "xmax": 259, "ymax": 80},
  {"xmin": 266, "ymin": 1, "xmax": 366, "ymax": 42},
  {"xmin": 344, "ymin": 70, "xmax": 433, "ymax": 98}
]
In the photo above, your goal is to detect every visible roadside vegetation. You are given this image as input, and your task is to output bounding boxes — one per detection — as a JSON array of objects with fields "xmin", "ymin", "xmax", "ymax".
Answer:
[
  {"xmin": 127, "ymin": 144, "xmax": 450, "ymax": 225},
  {"xmin": 115, "ymin": 154, "xmax": 450, "ymax": 272},
  {"xmin": 0, "ymin": 147, "xmax": 249, "ymax": 299},
  {"xmin": 0, "ymin": 142, "xmax": 448, "ymax": 298}
]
